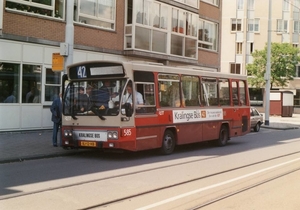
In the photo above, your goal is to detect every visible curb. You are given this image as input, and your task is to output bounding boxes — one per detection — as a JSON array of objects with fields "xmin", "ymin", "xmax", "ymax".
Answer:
[
  {"xmin": 261, "ymin": 125, "xmax": 299, "ymax": 130},
  {"xmin": 0, "ymin": 149, "xmax": 88, "ymax": 164}
]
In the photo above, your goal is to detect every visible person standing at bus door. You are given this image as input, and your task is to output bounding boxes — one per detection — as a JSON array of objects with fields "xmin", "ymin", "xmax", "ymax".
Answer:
[
  {"xmin": 50, "ymin": 93, "xmax": 62, "ymax": 147},
  {"xmin": 123, "ymin": 82, "xmax": 144, "ymax": 106},
  {"xmin": 78, "ymin": 87, "xmax": 89, "ymax": 112}
]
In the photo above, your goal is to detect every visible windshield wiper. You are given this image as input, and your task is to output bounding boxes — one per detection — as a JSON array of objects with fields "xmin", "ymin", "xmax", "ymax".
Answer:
[{"xmin": 90, "ymin": 106, "xmax": 106, "ymax": 120}]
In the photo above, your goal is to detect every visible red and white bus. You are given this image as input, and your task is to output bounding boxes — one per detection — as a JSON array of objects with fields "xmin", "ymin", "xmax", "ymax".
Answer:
[{"xmin": 61, "ymin": 61, "xmax": 250, "ymax": 154}]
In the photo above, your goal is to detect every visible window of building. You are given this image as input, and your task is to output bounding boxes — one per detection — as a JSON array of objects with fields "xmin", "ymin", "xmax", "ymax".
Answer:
[
  {"xmin": 198, "ymin": 19, "xmax": 218, "ymax": 51},
  {"xmin": 248, "ymin": 19, "xmax": 259, "ymax": 32},
  {"xmin": 174, "ymin": 0, "xmax": 199, "ymax": 8},
  {"xmin": 126, "ymin": 0, "xmax": 197, "ymax": 59},
  {"xmin": 283, "ymin": 0, "xmax": 289, "ymax": 11},
  {"xmin": 5, "ymin": 0, "xmax": 64, "ymax": 19},
  {"xmin": 74, "ymin": 0, "xmax": 116, "ymax": 30},
  {"xmin": 0, "ymin": 63, "xmax": 20, "ymax": 103},
  {"xmin": 247, "ymin": 42, "xmax": 254, "ymax": 54},
  {"xmin": 230, "ymin": 63, "xmax": 241, "ymax": 74},
  {"xmin": 294, "ymin": 89, "xmax": 300, "ymax": 107},
  {"xmin": 277, "ymin": 19, "xmax": 288, "ymax": 32},
  {"xmin": 294, "ymin": 20, "xmax": 300, "ymax": 33},
  {"xmin": 22, "ymin": 65, "xmax": 42, "ymax": 103},
  {"xmin": 248, "ymin": 0, "xmax": 254, "ymax": 10},
  {"xmin": 236, "ymin": 42, "xmax": 242, "ymax": 54},
  {"xmin": 231, "ymin": 19, "xmax": 242, "ymax": 32},
  {"xmin": 201, "ymin": 0, "xmax": 219, "ymax": 6},
  {"xmin": 182, "ymin": 75, "xmax": 200, "ymax": 106},
  {"xmin": 171, "ymin": 8, "xmax": 197, "ymax": 57},
  {"xmin": 237, "ymin": 0, "xmax": 244, "ymax": 10},
  {"xmin": 45, "ymin": 68, "xmax": 61, "ymax": 102}
]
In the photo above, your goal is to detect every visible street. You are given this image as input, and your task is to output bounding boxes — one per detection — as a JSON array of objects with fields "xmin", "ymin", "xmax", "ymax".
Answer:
[{"xmin": 1, "ymin": 128, "xmax": 300, "ymax": 210}]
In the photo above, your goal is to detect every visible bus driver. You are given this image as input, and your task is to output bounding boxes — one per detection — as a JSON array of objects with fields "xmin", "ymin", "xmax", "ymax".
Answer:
[{"xmin": 123, "ymin": 82, "xmax": 144, "ymax": 106}]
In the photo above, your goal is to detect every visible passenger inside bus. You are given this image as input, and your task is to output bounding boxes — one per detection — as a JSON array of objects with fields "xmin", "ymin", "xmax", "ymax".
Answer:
[{"xmin": 77, "ymin": 87, "xmax": 89, "ymax": 112}]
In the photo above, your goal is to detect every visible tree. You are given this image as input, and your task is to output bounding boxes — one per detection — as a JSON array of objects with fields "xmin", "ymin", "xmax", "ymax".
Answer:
[{"xmin": 246, "ymin": 43, "xmax": 300, "ymax": 89}]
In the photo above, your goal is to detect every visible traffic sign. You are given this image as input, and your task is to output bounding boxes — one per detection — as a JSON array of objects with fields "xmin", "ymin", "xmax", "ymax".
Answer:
[{"xmin": 52, "ymin": 53, "xmax": 64, "ymax": 71}]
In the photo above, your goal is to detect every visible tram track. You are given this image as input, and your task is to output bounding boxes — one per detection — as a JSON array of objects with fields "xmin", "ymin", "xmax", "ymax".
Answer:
[
  {"xmin": 77, "ymin": 151, "xmax": 300, "ymax": 210},
  {"xmin": 189, "ymin": 166, "xmax": 300, "ymax": 210}
]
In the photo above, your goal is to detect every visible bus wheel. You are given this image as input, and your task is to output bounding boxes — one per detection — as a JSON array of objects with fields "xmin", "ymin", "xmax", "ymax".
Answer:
[
  {"xmin": 160, "ymin": 130, "xmax": 176, "ymax": 155},
  {"xmin": 216, "ymin": 125, "xmax": 228, "ymax": 147}
]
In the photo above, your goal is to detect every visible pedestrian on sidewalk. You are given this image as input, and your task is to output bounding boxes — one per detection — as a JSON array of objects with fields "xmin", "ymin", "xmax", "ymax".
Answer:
[{"xmin": 50, "ymin": 93, "xmax": 62, "ymax": 147}]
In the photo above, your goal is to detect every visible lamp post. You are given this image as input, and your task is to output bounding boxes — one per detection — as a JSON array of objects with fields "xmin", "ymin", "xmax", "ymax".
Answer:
[
  {"xmin": 63, "ymin": 0, "xmax": 74, "ymax": 74},
  {"xmin": 264, "ymin": 0, "xmax": 272, "ymax": 126}
]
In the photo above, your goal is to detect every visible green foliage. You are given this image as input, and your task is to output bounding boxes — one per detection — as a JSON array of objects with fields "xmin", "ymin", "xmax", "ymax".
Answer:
[{"xmin": 246, "ymin": 43, "xmax": 300, "ymax": 89}]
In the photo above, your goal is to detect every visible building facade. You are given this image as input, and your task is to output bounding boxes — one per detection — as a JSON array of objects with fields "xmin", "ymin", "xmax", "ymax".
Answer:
[
  {"xmin": 221, "ymin": 0, "xmax": 300, "ymax": 112},
  {"xmin": 0, "ymin": 0, "xmax": 222, "ymax": 131}
]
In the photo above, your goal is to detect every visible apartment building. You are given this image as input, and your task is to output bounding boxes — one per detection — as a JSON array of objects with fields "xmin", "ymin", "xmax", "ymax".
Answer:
[
  {"xmin": 0, "ymin": 0, "xmax": 222, "ymax": 131},
  {"xmin": 221, "ymin": 0, "xmax": 300, "ymax": 112}
]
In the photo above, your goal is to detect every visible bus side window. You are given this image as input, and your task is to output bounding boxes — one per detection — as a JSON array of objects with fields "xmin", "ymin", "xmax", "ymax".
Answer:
[
  {"xmin": 136, "ymin": 83, "xmax": 156, "ymax": 114},
  {"xmin": 219, "ymin": 79, "xmax": 230, "ymax": 106},
  {"xmin": 232, "ymin": 81, "xmax": 239, "ymax": 106}
]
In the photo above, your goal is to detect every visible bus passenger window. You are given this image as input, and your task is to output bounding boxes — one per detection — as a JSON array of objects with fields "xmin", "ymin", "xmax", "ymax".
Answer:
[
  {"xmin": 232, "ymin": 81, "xmax": 239, "ymax": 106},
  {"xmin": 219, "ymin": 79, "xmax": 230, "ymax": 106},
  {"xmin": 201, "ymin": 77, "xmax": 218, "ymax": 106},
  {"xmin": 182, "ymin": 75, "xmax": 200, "ymax": 106}
]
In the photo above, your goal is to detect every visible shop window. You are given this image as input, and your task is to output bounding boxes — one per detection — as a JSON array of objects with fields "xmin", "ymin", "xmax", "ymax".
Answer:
[
  {"xmin": 0, "ymin": 63, "xmax": 20, "ymax": 103},
  {"xmin": 45, "ymin": 68, "xmax": 61, "ymax": 102},
  {"xmin": 22, "ymin": 65, "xmax": 42, "ymax": 103}
]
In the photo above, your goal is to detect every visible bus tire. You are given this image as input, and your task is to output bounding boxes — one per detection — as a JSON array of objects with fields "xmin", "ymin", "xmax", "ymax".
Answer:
[
  {"xmin": 160, "ymin": 130, "xmax": 176, "ymax": 155},
  {"xmin": 216, "ymin": 125, "xmax": 228, "ymax": 147}
]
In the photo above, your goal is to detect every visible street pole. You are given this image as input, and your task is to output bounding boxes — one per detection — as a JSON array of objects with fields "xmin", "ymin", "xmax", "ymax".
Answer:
[
  {"xmin": 265, "ymin": 0, "xmax": 272, "ymax": 126},
  {"xmin": 63, "ymin": 0, "xmax": 74, "ymax": 74}
]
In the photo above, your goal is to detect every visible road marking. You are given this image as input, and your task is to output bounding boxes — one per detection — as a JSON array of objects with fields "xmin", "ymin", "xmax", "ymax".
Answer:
[{"xmin": 137, "ymin": 157, "xmax": 300, "ymax": 210}]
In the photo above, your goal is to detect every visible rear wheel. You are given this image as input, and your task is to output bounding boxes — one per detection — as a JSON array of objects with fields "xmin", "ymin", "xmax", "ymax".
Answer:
[
  {"xmin": 254, "ymin": 123, "xmax": 261, "ymax": 132},
  {"xmin": 216, "ymin": 125, "xmax": 229, "ymax": 146},
  {"xmin": 160, "ymin": 130, "xmax": 176, "ymax": 155}
]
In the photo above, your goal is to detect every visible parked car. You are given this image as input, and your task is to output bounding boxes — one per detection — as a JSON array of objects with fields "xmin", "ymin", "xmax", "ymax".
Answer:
[{"xmin": 250, "ymin": 107, "xmax": 264, "ymax": 132}]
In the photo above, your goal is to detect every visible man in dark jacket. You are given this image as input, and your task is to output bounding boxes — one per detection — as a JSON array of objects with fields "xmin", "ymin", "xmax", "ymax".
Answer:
[{"xmin": 50, "ymin": 93, "xmax": 62, "ymax": 147}]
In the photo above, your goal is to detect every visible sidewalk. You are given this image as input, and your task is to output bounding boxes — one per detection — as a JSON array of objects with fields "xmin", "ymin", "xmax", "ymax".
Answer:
[
  {"xmin": 0, "ymin": 130, "xmax": 87, "ymax": 164},
  {"xmin": 1, "ymin": 114, "xmax": 300, "ymax": 164}
]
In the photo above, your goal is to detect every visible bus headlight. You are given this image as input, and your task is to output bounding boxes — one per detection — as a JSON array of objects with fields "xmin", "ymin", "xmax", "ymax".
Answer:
[
  {"xmin": 107, "ymin": 131, "xmax": 118, "ymax": 140},
  {"xmin": 64, "ymin": 130, "xmax": 72, "ymax": 137}
]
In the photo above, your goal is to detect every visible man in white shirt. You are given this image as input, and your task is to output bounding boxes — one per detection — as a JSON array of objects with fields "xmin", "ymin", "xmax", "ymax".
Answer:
[{"xmin": 123, "ymin": 82, "xmax": 144, "ymax": 105}]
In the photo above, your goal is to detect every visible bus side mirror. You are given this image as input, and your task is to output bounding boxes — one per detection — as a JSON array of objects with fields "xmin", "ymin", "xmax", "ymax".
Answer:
[{"xmin": 124, "ymin": 103, "xmax": 132, "ymax": 117}]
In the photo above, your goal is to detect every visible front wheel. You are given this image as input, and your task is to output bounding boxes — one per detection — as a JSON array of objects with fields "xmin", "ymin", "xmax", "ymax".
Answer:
[
  {"xmin": 216, "ymin": 125, "xmax": 229, "ymax": 147},
  {"xmin": 160, "ymin": 130, "xmax": 176, "ymax": 155}
]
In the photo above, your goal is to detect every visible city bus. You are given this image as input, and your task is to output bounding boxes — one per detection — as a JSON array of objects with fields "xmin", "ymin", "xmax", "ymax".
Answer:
[{"xmin": 61, "ymin": 61, "xmax": 250, "ymax": 154}]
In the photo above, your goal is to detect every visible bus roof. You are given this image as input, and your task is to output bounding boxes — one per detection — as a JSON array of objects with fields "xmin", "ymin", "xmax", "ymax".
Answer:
[{"xmin": 67, "ymin": 60, "xmax": 247, "ymax": 81}]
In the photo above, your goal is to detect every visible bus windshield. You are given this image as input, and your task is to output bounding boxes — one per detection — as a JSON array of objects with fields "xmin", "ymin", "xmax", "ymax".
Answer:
[{"xmin": 63, "ymin": 79, "xmax": 127, "ymax": 117}]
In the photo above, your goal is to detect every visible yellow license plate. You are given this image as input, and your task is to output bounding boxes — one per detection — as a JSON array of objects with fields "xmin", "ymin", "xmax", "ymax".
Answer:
[{"xmin": 80, "ymin": 141, "xmax": 97, "ymax": 147}]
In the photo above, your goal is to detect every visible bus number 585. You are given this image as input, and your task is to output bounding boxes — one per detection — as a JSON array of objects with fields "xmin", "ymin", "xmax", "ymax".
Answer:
[{"xmin": 123, "ymin": 129, "xmax": 132, "ymax": 136}]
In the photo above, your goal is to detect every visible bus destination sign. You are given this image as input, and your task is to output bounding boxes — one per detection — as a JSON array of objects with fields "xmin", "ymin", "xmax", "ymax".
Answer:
[{"xmin": 69, "ymin": 63, "xmax": 125, "ymax": 79}]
